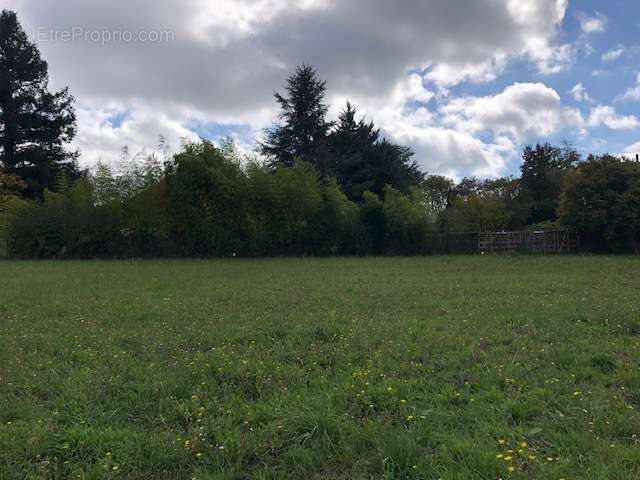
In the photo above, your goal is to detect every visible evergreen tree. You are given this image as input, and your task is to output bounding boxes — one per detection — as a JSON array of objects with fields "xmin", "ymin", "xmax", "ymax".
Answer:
[
  {"xmin": 0, "ymin": 10, "xmax": 80, "ymax": 197},
  {"xmin": 328, "ymin": 102, "xmax": 378, "ymax": 201},
  {"xmin": 329, "ymin": 102, "xmax": 423, "ymax": 201},
  {"xmin": 259, "ymin": 65, "xmax": 333, "ymax": 173}
]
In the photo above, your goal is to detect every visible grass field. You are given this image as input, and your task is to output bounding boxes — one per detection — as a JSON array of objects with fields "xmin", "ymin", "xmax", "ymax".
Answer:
[{"xmin": 1, "ymin": 256, "xmax": 640, "ymax": 479}]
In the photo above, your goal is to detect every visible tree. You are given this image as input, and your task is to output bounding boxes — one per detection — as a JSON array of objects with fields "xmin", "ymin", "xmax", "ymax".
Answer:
[
  {"xmin": 247, "ymin": 160, "xmax": 324, "ymax": 255},
  {"xmin": 7, "ymin": 177, "xmax": 97, "ymax": 258},
  {"xmin": 381, "ymin": 185, "xmax": 433, "ymax": 254},
  {"xmin": 559, "ymin": 155, "xmax": 640, "ymax": 252},
  {"xmin": 91, "ymin": 162, "xmax": 119, "ymax": 206},
  {"xmin": 165, "ymin": 140, "xmax": 249, "ymax": 255},
  {"xmin": 0, "ymin": 10, "xmax": 81, "ymax": 197},
  {"xmin": 328, "ymin": 101, "xmax": 423, "ymax": 201},
  {"xmin": 443, "ymin": 176, "xmax": 524, "ymax": 232},
  {"xmin": 259, "ymin": 65, "xmax": 333, "ymax": 173},
  {"xmin": 478, "ymin": 176, "xmax": 529, "ymax": 229},
  {"xmin": 422, "ymin": 174, "xmax": 453, "ymax": 215},
  {"xmin": 445, "ymin": 194, "xmax": 510, "ymax": 233},
  {"xmin": 520, "ymin": 143, "xmax": 579, "ymax": 224},
  {"xmin": 318, "ymin": 177, "xmax": 361, "ymax": 254},
  {"xmin": 327, "ymin": 102, "xmax": 377, "ymax": 200}
]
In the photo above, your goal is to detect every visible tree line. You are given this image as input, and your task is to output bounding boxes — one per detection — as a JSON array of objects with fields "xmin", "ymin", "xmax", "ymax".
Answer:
[{"xmin": 1, "ymin": 9, "xmax": 639, "ymax": 257}]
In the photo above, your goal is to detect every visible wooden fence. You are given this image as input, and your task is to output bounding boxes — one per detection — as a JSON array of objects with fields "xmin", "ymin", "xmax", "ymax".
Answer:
[{"xmin": 478, "ymin": 229, "xmax": 577, "ymax": 254}]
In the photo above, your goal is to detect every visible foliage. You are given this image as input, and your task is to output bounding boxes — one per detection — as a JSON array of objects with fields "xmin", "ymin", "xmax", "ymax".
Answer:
[
  {"xmin": 520, "ymin": 143, "xmax": 579, "ymax": 224},
  {"xmin": 5, "ymin": 137, "xmax": 438, "ymax": 258},
  {"xmin": 318, "ymin": 177, "xmax": 362, "ymax": 255},
  {"xmin": 8, "ymin": 178, "xmax": 97, "ymax": 258},
  {"xmin": 422, "ymin": 174, "xmax": 453, "ymax": 215},
  {"xmin": 443, "ymin": 177, "xmax": 515, "ymax": 233},
  {"xmin": 165, "ymin": 140, "xmax": 249, "ymax": 256},
  {"xmin": 260, "ymin": 68, "xmax": 423, "ymax": 199},
  {"xmin": 259, "ymin": 65, "xmax": 333, "ymax": 172},
  {"xmin": 328, "ymin": 102, "xmax": 423, "ymax": 201},
  {"xmin": 560, "ymin": 155, "xmax": 640, "ymax": 252},
  {"xmin": 0, "ymin": 10, "xmax": 82, "ymax": 197},
  {"xmin": 0, "ymin": 173, "xmax": 28, "ymax": 256},
  {"xmin": 246, "ymin": 160, "xmax": 324, "ymax": 255},
  {"xmin": 381, "ymin": 185, "xmax": 433, "ymax": 254},
  {"xmin": 445, "ymin": 194, "xmax": 511, "ymax": 232}
]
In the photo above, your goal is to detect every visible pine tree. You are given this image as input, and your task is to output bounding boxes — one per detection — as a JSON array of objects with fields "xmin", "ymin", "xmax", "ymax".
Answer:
[
  {"xmin": 328, "ymin": 102, "xmax": 378, "ymax": 201},
  {"xmin": 259, "ymin": 65, "xmax": 333, "ymax": 173},
  {"xmin": 0, "ymin": 10, "xmax": 81, "ymax": 197},
  {"xmin": 328, "ymin": 101, "xmax": 423, "ymax": 201}
]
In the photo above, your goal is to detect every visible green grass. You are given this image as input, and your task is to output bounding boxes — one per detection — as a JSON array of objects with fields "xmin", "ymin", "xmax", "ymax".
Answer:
[{"xmin": 1, "ymin": 256, "xmax": 640, "ymax": 479}]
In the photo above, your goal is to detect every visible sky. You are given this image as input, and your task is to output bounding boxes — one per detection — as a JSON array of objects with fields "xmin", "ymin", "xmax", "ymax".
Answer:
[{"xmin": 6, "ymin": 0, "xmax": 640, "ymax": 179}]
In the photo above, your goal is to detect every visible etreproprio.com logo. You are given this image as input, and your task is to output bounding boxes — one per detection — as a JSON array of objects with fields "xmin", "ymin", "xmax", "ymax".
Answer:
[{"xmin": 30, "ymin": 26, "xmax": 175, "ymax": 44}]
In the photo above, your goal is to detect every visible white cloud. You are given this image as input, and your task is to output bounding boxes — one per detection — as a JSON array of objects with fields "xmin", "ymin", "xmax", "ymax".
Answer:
[
  {"xmin": 440, "ymin": 83, "xmax": 583, "ymax": 139},
  {"xmin": 424, "ymin": 55, "xmax": 508, "ymax": 88},
  {"xmin": 570, "ymin": 83, "xmax": 590, "ymax": 102},
  {"xmin": 403, "ymin": 74, "xmax": 435, "ymax": 104},
  {"xmin": 602, "ymin": 47, "xmax": 624, "ymax": 61},
  {"xmin": 618, "ymin": 74, "xmax": 640, "ymax": 102},
  {"xmin": 395, "ymin": 127, "xmax": 513, "ymax": 179},
  {"xmin": 507, "ymin": 0, "xmax": 573, "ymax": 75},
  {"xmin": 531, "ymin": 43, "xmax": 575, "ymax": 75},
  {"xmin": 191, "ymin": 0, "xmax": 331, "ymax": 47},
  {"xmin": 13, "ymin": 0, "xmax": 575, "ymax": 174},
  {"xmin": 588, "ymin": 105, "xmax": 639, "ymax": 130},
  {"xmin": 73, "ymin": 102, "xmax": 200, "ymax": 167},
  {"xmin": 621, "ymin": 141, "xmax": 640, "ymax": 158},
  {"xmin": 577, "ymin": 11, "xmax": 607, "ymax": 34},
  {"xmin": 342, "ymin": 80, "xmax": 586, "ymax": 178}
]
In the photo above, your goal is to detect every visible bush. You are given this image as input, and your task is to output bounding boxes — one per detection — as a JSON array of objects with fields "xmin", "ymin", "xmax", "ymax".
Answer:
[
  {"xmin": 381, "ymin": 186, "xmax": 433, "ymax": 255},
  {"xmin": 246, "ymin": 160, "xmax": 324, "ymax": 255},
  {"xmin": 165, "ymin": 141, "xmax": 249, "ymax": 256},
  {"xmin": 8, "ymin": 179, "xmax": 95, "ymax": 258}
]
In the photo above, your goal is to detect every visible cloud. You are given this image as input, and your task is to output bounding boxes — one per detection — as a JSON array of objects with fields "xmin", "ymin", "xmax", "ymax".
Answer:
[
  {"xmin": 424, "ymin": 55, "xmax": 508, "ymax": 88},
  {"xmin": 588, "ymin": 105, "xmax": 639, "ymax": 130},
  {"xmin": 621, "ymin": 141, "xmax": 640, "ymax": 158},
  {"xmin": 577, "ymin": 11, "xmax": 607, "ymax": 34},
  {"xmin": 394, "ymin": 127, "xmax": 514, "ymax": 179},
  {"xmin": 570, "ymin": 83, "xmax": 590, "ymax": 102},
  {"xmin": 440, "ymin": 83, "xmax": 583, "ymax": 139},
  {"xmin": 530, "ymin": 43, "xmax": 575, "ymax": 75},
  {"xmin": 73, "ymin": 102, "xmax": 200, "ymax": 166},
  {"xmin": 602, "ymin": 47, "xmax": 624, "ymax": 61},
  {"xmin": 618, "ymin": 74, "xmax": 640, "ymax": 102},
  {"xmin": 345, "ymin": 81, "xmax": 584, "ymax": 178},
  {"xmin": 12, "ymin": 0, "xmax": 572, "ymax": 174}
]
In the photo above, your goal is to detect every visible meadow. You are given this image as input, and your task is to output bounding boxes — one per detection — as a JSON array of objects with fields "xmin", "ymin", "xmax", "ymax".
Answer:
[{"xmin": 1, "ymin": 256, "xmax": 639, "ymax": 479}]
